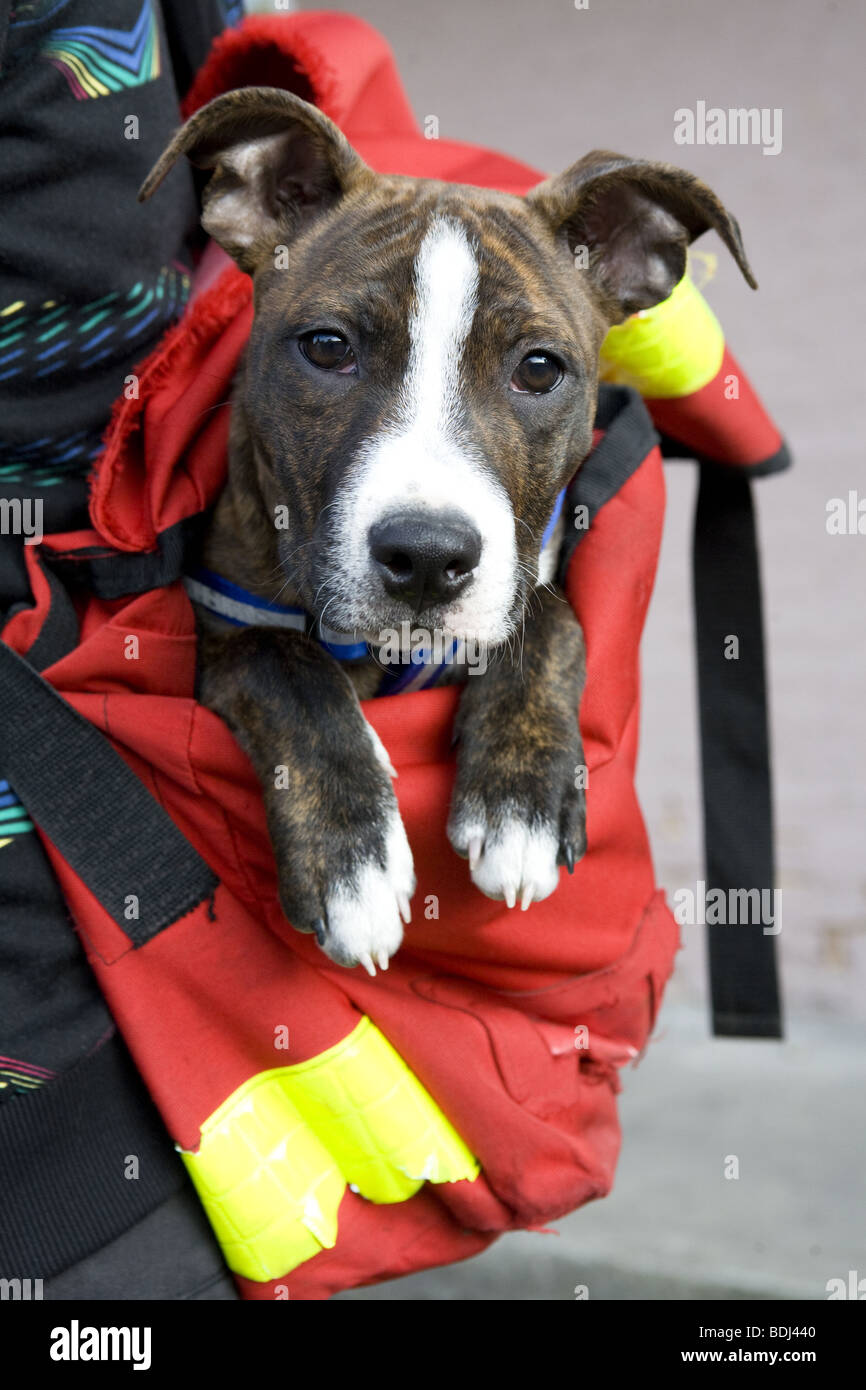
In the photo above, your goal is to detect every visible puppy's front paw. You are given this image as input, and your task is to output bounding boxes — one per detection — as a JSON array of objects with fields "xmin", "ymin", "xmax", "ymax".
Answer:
[
  {"xmin": 316, "ymin": 810, "xmax": 416, "ymax": 975},
  {"xmin": 447, "ymin": 802, "xmax": 562, "ymax": 909},
  {"xmin": 447, "ymin": 738, "xmax": 586, "ymax": 910},
  {"xmin": 271, "ymin": 718, "xmax": 415, "ymax": 973}
]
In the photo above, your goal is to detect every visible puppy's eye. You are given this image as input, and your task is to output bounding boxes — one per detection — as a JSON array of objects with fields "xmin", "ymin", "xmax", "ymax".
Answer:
[
  {"xmin": 298, "ymin": 330, "xmax": 356, "ymax": 373},
  {"xmin": 510, "ymin": 351, "xmax": 563, "ymax": 394}
]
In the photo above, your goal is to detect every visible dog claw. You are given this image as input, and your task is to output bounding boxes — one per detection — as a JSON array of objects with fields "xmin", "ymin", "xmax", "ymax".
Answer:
[
  {"xmin": 468, "ymin": 836, "xmax": 483, "ymax": 872},
  {"xmin": 398, "ymin": 892, "xmax": 412, "ymax": 925},
  {"xmin": 376, "ymin": 950, "xmax": 389, "ymax": 972},
  {"xmin": 504, "ymin": 882, "xmax": 517, "ymax": 910},
  {"xmin": 358, "ymin": 952, "xmax": 377, "ymax": 977},
  {"xmin": 520, "ymin": 882, "xmax": 534, "ymax": 912},
  {"xmin": 312, "ymin": 917, "xmax": 327, "ymax": 946},
  {"xmin": 563, "ymin": 842, "xmax": 575, "ymax": 874}
]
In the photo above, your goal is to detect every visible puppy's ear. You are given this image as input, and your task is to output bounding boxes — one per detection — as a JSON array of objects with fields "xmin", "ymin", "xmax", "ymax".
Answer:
[
  {"xmin": 138, "ymin": 87, "xmax": 367, "ymax": 273},
  {"xmin": 527, "ymin": 151, "xmax": 756, "ymax": 322}
]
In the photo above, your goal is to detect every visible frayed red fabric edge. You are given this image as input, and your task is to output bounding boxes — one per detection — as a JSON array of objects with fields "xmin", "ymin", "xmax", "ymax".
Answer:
[
  {"xmin": 181, "ymin": 14, "xmax": 348, "ymax": 124},
  {"xmin": 88, "ymin": 264, "xmax": 251, "ymax": 551}
]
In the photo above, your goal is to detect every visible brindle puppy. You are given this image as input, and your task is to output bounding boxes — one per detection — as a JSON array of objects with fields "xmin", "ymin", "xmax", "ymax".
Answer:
[{"xmin": 140, "ymin": 89, "xmax": 754, "ymax": 975}]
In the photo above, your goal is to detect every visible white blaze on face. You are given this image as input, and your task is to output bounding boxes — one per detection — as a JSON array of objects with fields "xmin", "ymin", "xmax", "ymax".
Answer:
[
  {"xmin": 331, "ymin": 216, "xmax": 518, "ymax": 642},
  {"xmin": 402, "ymin": 215, "xmax": 479, "ymax": 439}
]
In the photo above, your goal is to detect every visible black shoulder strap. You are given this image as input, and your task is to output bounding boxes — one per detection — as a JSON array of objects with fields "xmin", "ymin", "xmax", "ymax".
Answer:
[
  {"xmin": 569, "ymin": 385, "xmax": 785, "ymax": 1038},
  {"xmin": 691, "ymin": 462, "xmax": 783, "ymax": 1037},
  {"xmin": 0, "ymin": 638, "xmax": 217, "ymax": 946},
  {"xmin": 556, "ymin": 385, "xmax": 658, "ymax": 584}
]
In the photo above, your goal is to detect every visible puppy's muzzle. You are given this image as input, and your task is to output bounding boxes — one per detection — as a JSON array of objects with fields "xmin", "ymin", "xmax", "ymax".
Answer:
[{"xmin": 369, "ymin": 509, "xmax": 481, "ymax": 612}]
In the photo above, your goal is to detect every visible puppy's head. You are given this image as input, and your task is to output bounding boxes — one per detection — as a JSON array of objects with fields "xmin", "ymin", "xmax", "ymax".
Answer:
[{"xmin": 142, "ymin": 89, "xmax": 755, "ymax": 644}]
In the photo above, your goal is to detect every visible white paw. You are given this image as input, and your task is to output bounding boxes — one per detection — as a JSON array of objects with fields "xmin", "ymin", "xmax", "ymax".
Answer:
[
  {"xmin": 449, "ymin": 806, "xmax": 560, "ymax": 910},
  {"xmin": 322, "ymin": 810, "xmax": 415, "ymax": 974}
]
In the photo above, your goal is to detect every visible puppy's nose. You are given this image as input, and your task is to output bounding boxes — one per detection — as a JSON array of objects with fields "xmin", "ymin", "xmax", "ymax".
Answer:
[{"xmin": 369, "ymin": 511, "xmax": 481, "ymax": 609}]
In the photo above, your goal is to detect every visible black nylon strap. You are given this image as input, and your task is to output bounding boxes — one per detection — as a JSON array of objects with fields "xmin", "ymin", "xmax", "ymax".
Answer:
[
  {"xmin": 556, "ymin": 384, "xmax": 659, "ymax": 587},
  {"xmin": 566, "ymin": 386, "xmax": 785, "ymax": 1038},
  {"xmin": 692, "ymin": 464, "xmax": 783, "ymax": 1037},
  {"xmin": 48, "ymin": 515, "xmax": 201, "ymax": 601},
  {"xmin": 0, "ymin": 640, "xmax": 217, "ymax": 945}
]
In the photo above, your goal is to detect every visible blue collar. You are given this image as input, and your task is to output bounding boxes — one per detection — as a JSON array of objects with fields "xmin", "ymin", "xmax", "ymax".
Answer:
[
  {"xmin": 183, "ymin": 486, "xmax": 567, "ymax": 695},
  {"xmin": 183, "ymin": 566, "xmax": 460, "ymax": 694}
]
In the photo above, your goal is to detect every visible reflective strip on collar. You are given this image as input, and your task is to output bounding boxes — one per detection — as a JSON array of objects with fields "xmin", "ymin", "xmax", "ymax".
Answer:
[
  {"xmin": 183, "ymin": 568, "xmax": 306, "ymax": 631},
  {"xmin": 185, "ymin": 568, "xmax": 373, "ymax": 663}
]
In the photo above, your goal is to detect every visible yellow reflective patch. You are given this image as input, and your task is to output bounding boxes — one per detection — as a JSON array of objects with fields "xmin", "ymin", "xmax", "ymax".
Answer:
[
  {"xmin": 599, "ymin": 272, "xmax": 725, "ymax": 399},
  {"xmin": 179, "ymin": 1016, "xmax": 479, "ymax": 1282}
]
